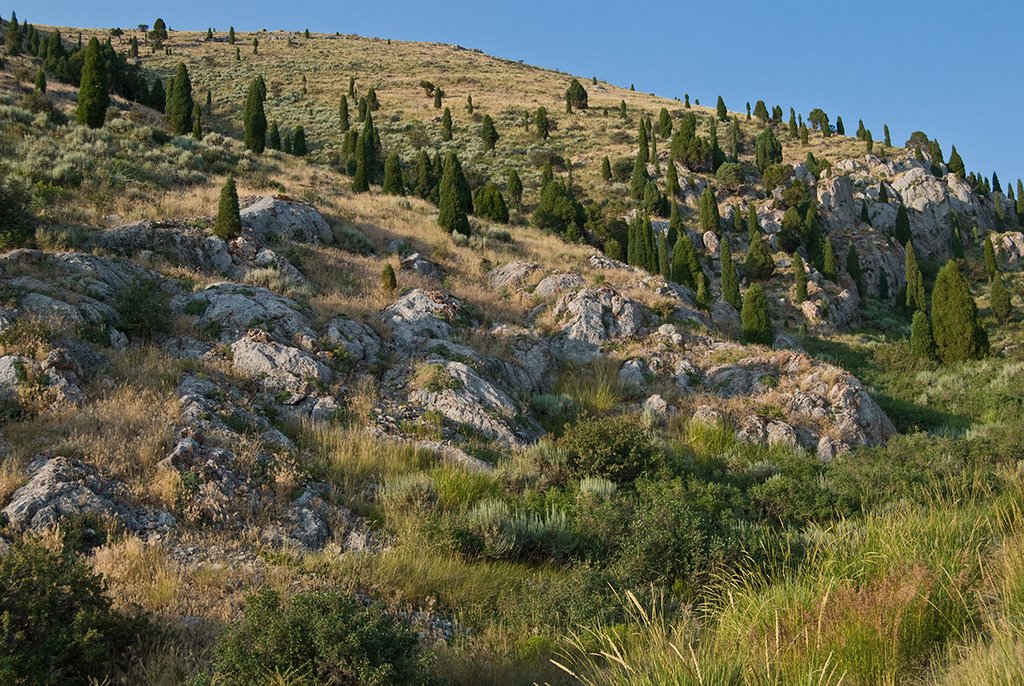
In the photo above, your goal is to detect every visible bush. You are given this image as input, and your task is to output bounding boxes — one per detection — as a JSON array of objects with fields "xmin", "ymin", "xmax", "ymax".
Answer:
[
  {"xmin": 0, "ymin": 175, "xmax": 34, "ymax": 249},
  {"xmin": 116, "ymin": 278, "xmax": 171, "ymax": 339},
  {"xmin": 458, "ymin": 499, "xmax": 577, "ymax": 561},
  {"xmin": 761, "ymin": 163, "xmax": 793, "ymax": 191},
  {"xmin": 558, "ymin": 413, "xmax": 662, "ymax": 484},
  {"xmin": 715, "ymin": 162, "xmax": 743, "ymax": 191},
  {"xmin": 0, "ymin": 539, "xmax": 136, "ymax": 685},
  {"xmin": 206, "ymin": 588, "xmax": 433, "ymax": 686}
]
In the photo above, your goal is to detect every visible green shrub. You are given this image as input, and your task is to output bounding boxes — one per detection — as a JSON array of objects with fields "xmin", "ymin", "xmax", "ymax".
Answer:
[
  {"xmin": 116, "ymin": 278, "xmax": 171, "ymax": 339},
  {"xmin": 206, "ymin": 588, "xmax": 432, "ymax": 686},
  {"xmin": 0, "ymin": 539, "xmax": 136, "ymax": 685},
  {"xmin": 0, "ymin": 174, "xmax": 34, "ymax": 249},
  {"xmin": 558, "ymin": 413, "xmax": 662, "ymax": 484},
  {"xmin": 382, "ymin": 472, "xmax": 437, "ymax": 512},
  {"xmin": 459, "ymin": 498, "xmax": 577, "ymax": 561}
]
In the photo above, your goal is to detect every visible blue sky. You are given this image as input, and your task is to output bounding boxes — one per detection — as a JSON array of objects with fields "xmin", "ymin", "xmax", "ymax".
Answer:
[{"xmin": 26, "ymin": 1, "xmax": 1024, "ymax": 187}]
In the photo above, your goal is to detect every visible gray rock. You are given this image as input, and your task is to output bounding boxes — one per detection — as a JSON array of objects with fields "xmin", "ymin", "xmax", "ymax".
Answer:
[
  {"xmin": 550, "ymin": 286, "xmax": 653, "ymax": 362},
  {"xmin": 2, "ymin": 457, "xmax": 113, "ymax": 531},
  {"xmin": 178, "ymin": 283, "xmax": 315, "ymax": 342},
  {"xmin": 380, "ymin": 289, "xmax": 465, "ymax": 348},
  {"xmin": 691, "ymin": 405, "xmax": 723, "ymax": 426},
  {"xmin": 400, "ymin": 252, "xmax": 442, "ymax": 279},
  {"xmin": 534, "ymin": 272, "xmax": 585, "ymax": 298},
  {"xmin": 240, "ymin": 195, "xmax": 333, "ymax": 245},
  {"xmin": 488, "ymin": 261, "xmax": 542, "ymax": 291},
  {"xmin": 323, "ymin": 317, "xmax": 383, "ymax": 366},
  {"xmin": 230, "ymin": 334, "xmax": 332, "ymax": 404}
]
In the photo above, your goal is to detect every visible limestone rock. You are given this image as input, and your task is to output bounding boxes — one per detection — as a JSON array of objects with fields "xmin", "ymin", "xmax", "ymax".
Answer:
[
  {"xmin": 488, "ymin": 261, "xmax": 542, "ymax": 291},
  {"xmin": 240, "ymin": 195, "xmax": 333, "ymax": 245},
  {"xmin": 534, "ymin": 272, "xmax": 585, "ymax": 298},
  {"xmin": 178, "ymin": 283, "xmax": 315, "ymax": 343},
  {"xmin": 550, "ymin": 286, "xmax": 653, "ymax": 362},
  {"xmin": 230, "ymin": 333, "xmax": 333, "ymax": 404},
  {"xmin": 380, "ymin": 289, "xmax": 466, "ymax": 348}
]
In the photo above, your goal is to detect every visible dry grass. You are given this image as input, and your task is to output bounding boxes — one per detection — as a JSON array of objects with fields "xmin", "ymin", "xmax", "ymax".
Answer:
[{"xmin": 92, "ymin": 535, "xmax": 181, "ymax": 612}]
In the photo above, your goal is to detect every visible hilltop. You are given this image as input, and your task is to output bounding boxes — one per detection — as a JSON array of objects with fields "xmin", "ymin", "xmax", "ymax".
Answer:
[{"xmin": 0, "ymin": 16, "xmax": 1023, "ymax": 686}]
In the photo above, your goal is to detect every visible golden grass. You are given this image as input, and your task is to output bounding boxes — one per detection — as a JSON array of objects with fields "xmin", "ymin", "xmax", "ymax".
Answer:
[{"xmin": 93, "ymin": 535, "xmax": 181, "ymax": 612}]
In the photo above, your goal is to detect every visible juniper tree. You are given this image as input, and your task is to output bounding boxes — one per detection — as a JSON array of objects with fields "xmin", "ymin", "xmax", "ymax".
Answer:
[
  {"xmin": 228, "ymin": 26, "xmax": 235, "ymax": 44},
  {"xmin": 413, "ymin": 151, "xmax": 434, "ymax": 200},
  {"xmin": 822, "ymin": 236, "xmax": 837, "ymax": 282},
  {"xmin": 865, "ymin": 129, "xmax": 873, "ymax": 153},
  {"xmin": 191, "ymin": 103, "xmax": 202, "ymax": 139},
  {"xmin": 366, "ymin": 87, "xmax": 378, "ymax": 110},
  {"xmin": 991, "ymin": 270, "xmax": 1011, "ymax": 322},
  {"xmin": 741, "ymin": 283, "xmax": 772, "ymax": 345},
  {"xmin": 747, "ymin": 204, "xmax": 759, "ymax": 242},
  {"xmin": 746, "ymin": 231, "xmax": 775, "ymax": 280},
  {"xmin": 696, "ymin": 273, "xmax": 709, "ymax": 309},
  {"xmin": 252, "ymin": 37, "xmax": 258, "ymax": 54},
  {"xmin": 438, "ymin": 152, "xmax": 471, "ymax": 235},
  {"xmin": 506, "ymin": 169, "xmax": 523, "ymax": 210},
  {"xmin": 835, "ymin": 116, "xmax": 845, "ymax": 136},
  {"xmin": 291, "ymin": 126, "xmax": 307, "ymax": 156},
  {"xmin": 716, "ymin": 95, "xmax": 727, "ymax": 121},
  {"xmin": 884, "ymin": 124, "xmax": 891, "ymax": 147},
  {"xmin": 76, "ymin": 38, "xmax": 108, "ymax": 129},
  {"xmin": 601, "ymin": 156, "xmax": 612, "ymax": 182},
  {"xmin": 433, "ymin": 88, "xmax": 442, "ymax": 109},
  {"xmin": 480, "ymin": 115, "xmax": 499, "ymax": 151},
  {"xmin": 348, "ymin": 77, "xmax": 355, "ymax": 97},
  {"xmin": 931, "ymin": 260, "xmax": 988, "ymax": 363},
  {"xmin": 948, "ymin": 146, "xmax": 965, "ymax": 178},
  {"xmin": 168, "ymin": 63, "xmax": 194, "ymax": 135},
  {"xmin": 205, "ymin": 28, "xmax": 213, "ymax": 41},
  {"xmin": 541, "ymin": 161, "xmax": 554, "ymax": 188},
  {"xmin": 671, "ymin": 232, "xmax": 701, "ymax": 290},
  {"xmin": 4, "ymin": 13, "xmax": 21, "ymax": 55},
  {"xmin": 698, "ymin": 186, "xmax": 720, "ymax": 235},
  {"xmin": 565, "ymin": 78, "xmax": 588, "ymax": 112},
  {"xmin": 799, "ymin": 122, "xmax": 809, "ymax": 145},
  {"xmin": 983, "ymin": 235, "xmax": 998, "ymax": 278},
  {"xmin": 630, "ymin": 150, "xmax": 649, "ymax": 201},
  {"xmin": 605, "ymin": 239, "xmax": 623, "ymax": 261},
  {"xmin": 668, "ymin": 200, "xmax": 683, "ymax": 246},
  {"xmin": 213, "ymin": 177, "xmax": 242, "ymax": 240},
  {"xmin": 729, "ymin": 116, "xmax": 740, "ymax": 160},
  {"xmin": 894, "ymin": 202, "xmax": 911, "ymax": 244},
  {"xmin": 746, "ymin": 102, "xmax": 751, "ymax": 119},
  {"xmin": 535, "ymin": 106, "xmax": 550, "ymax": 140},
  {"xmin": 733, "ymin": 206, "xmax": 745, "ymax": 234},
  {"xmin": 351, "ymin": 119, "xmax": 375, "ymax": 192},
  {"xmin": 466, "ymin": 95, "xmax": 473, "ymax": 113},
  {"xmin": 878, "ymin": 270, "xmax": 890, "ymax": 301},
  {"xmin": 753, "ymin": 100, "xmax": 769, "ymax": 123},
  {"xmin": 910, "ymin": 310, "xmax": 934, "ymax": 360},
  {"xmin": 846, "ymin": 243, "xmax": 864, "ymax": 295},
  {"xmin": 788, "ymin": 108, "xmax": 798, "ymax": 138},
  {"xmin": 474, "ymin": 183, "xmax": 509, "ymax": 223},
  {"xmin": 441, "ymin": 107, "xmax": 452, "ymax": 141},
  {"xmin": 149, "ymin": 78, "xmax": 166, "ymax": 112},
  {"xmin": 243, "ymin": 77, "xmax": 267, "ymax": 153},
  {"xmin": 637, "ymin": 124, "xmax": 649, "ymax": 165},
  {"xmin": 721, "ymin": 241, "xmax": 741, "ymax": 309},
  {"xmin": 34, "ymin": 67, "xmax": 45, "ymax": 93},
  {"xmin": 754, "ymin": 127, "xmax": 782, "ymax": 173},
  {"xmin": 658, "ymin": 233, "xmax": 670, "ymax": 279},
  {"xmin": 905, "ymin": 240, "xmax": 926, "ymax": 312},
  {"xmin": 339, "ymin": 95, "xmax": 350, "ymax": 133},
  {"xmin": 357, "ymin": 97, "xmax": 368, "ymax": 122},
  {"xmin": 382, "ymin": 152, "xmax": 405, "ymax": 195},
  {"xmin": 793, "ymin": 253, "xmax": 808, "ymax": 303},
  {"xmin": 381, "ymin": 263, "xmax": 397, "ymax": 293},
  {"xmin": 268, "ymin": 122, "xmax": 281, "ymax": 150},
  {"xmin": 658, "ymin": 107, "xmax": 672, "ymax": 138},
  {"xmin": 665, "ymin": 160, "xmax": 679, "ymax": 197},
  {"xmin": 879, "ymin": 183, "xmax": 889, "ymax": 204}
]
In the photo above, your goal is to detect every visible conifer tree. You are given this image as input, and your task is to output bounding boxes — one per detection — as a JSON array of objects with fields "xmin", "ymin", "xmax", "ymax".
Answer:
[
  {"xmin": 191, "ymin": 103, "xmax": 202, "ymax": 139},
  {"xmin": 382, "ymin": 152, "xmax": 405, "ymax": 195},
  {"xmin": 671, "ymin": 232, "xmax": 699, "ymax": 290},
  {"xmin": 433, "ymin": 88, "xmax": 442, "ymax": 109},
  {"xmin": 206, "ymin": 28, "xmax": 213, "ymax": 41},
  {"xmin": 741, "ymin": 283, "xmax": 772, "ymax": 345},
  {"xmin": 658, "ymin": 233, "xmax": 670, "ymax": 279},
  {"xmin": 620, "ymin": 100, "xmax": 628, "ymax": 117},
  {"xmin": 860, "ymin": 200, "xmax": 870, "ymax": 224},
  {"xmin": 983, "ymin": 235, "xmax": 998, "ymax": 278},
  {"xmin": 348, "ymin": 77, "xmax": 356, "ymax": 97},
  {"xmin": 213, "ymin": 177, "xmax": 242, "ymax": 240},
  {"xmin": 910, "ymin": 310, "xmax": 934, "ymax": 360},
  {"xmin": 753, "ymin": 100, "xmax": 769, "ymax": 123},
  {"xmin": 754, "ymin": 127, "xmax": 782, "ymax": 172},
  {"xmin": 565, "ymin": 78, "xmax": 588, "ymax": 111},
  {"xmin": 878, "ymin": 270, "xmax": 890, "ymax": 301},
  {"xmin": 846, "ymin": 243, "xmax": 863, "ymax": 294},
  {"xmin": 665, "ymin": 160, "xmax": 679, "ymax": 197},
  {"xmin": 637, "ymin": 124, "xmax": 649, "ymax": 164},
  {"xmin": 931, "ymin": 260, "xmax": 988, "ymax": 363},
  {"xmin": 991, "ymin": 270, "xmax": 1011, "ymax": 322},
  {"xmin": 836, "ymin": 116, "xmax": 845, "ymax": 135},
  {"xmin": 668, "ymin": 200, "xmax": 683, "ymax": 246},
  {"xmin": 243, "ymin": 77, "xmax": 267, "ymax": 153},
  {"xmin": 149, "ymin": 78, "xmax": 166, "ymax": 112},
  {"xmin": 948, "ymin": 146, "xmax": 965, "ymax": 178},
  {"xmin": 905, "ymin": 240, "xmax": 926, "ymax": 312},
  {"xmin": 541, "ymin": 161, "xmax": 554, "ymax": 188},
  {"xmin": 822, "ymin": 236, "xmax": 837, "ymax": 282},
  {"xmin": 698, "ymin": 186, "xmax": 720, "ymax": 235},
  {"xmin": 235, "ymin": 47, "xmax": 241, "ymax": 62},
  {"xmin": 474, "ymin": 183, "xmax": 509, "ymax": 223},
  {"xmin": 76, "ymin": 38, "xmax": 108, "ymax": 129},
  {"xmin": 747, "ymin": 204, "xmax": 759, "ymax": 242},
  {"xmin": 696, "ymin": 273, "xmax": 709, "ymax": 309},
  {"xmin": 252, "ymin": 37, "xmax": 258, "ymax": 55},
  {"xmin": 366, "ymin": 87, "xmax": 378, "ymax": 110},
  {"xmin": 793, "ymin": 253, "xmax": 808, "ymax": 303},
  {"xmin": 535, "ymin": 106, "xmax": 550, "ymax": 140},
  {"xmin": 799, "ymin": 123, "xmax": 809, "ymax": 145},
  {"xmin": 746, "ymin": 231, "xmax": 775, "ymax": 280},
  {"xmin": 879, "ymin": 183, "xmax": 889, "ymax": 204},
  {"xmin": 894, "ymin": 202, "xmax": 911, "ymax": 244},
  {"xmin": 438, "ymin": 152, "xmax": 471, "ymax": 235},
  {"xmin": 466, "ymin": 95, "xmax": 473, "ymax": 113},
  {"xmin": 630, "ymin": 149, "xmax": 649, "ymax": 201},
  {"xmin": 721, "ymin": 241, "xmax": 741, "ymax": 309},
  {"xmin": 4, "ymin": 12, "xmax": 21, "ymax": 56},
  {"xmin": 716, "ymin": 95, "xmax": 727, "ymax": 121},
  {"xmin": 441, "ymin": 107, "xmax": 453, "ymax": 141},
  {"xmin": 339, "ymin": 95, "xmax": 350, "ymax": 133},
  {"xmin": 228, "ymin": 27, "xmax": 235, "ymax": 44},
  {"xmin": 507, "ymin": 169, "xmax": 523, "ymax": 210},
  {"xmin": 884, "ymin": 124, "xmax": 891, "ymax": 147},
  {"xmin": 268, "ymin": 122, "xmax": 281, "ymax": 150},
  {"xmin": 381, "ymin": 263, "xmax": 397, "ymax": 293},
  {"xmin": 480, "ymin": 114, "xmax": 499, "ymax": 151},
  {"xmin": 788, "ymin": 108, "xmax": 798, "ymax": 138},
  {"xmin": 352, "ymin": 119, "xmax": 374, "ymax": 193},
  {"xmin": 601, "ymin": 156, "xmax": 612, "ymax": 182},
  {"xmin": 729, "ymin": 116, "xmax": 740, "ymax": 160},
  {"xmin": 658, "ymin": 107, "xmax": 672, "ymax": 138},
  {"xmin": 605, "ymin": 239, "xmax": 623, "ymax": 261},
  {"xmin": 291, "ymin": 126, "xmax": 307, "ymax": 156},
  {"xmin": 414, "ymin": 151, "xmax": 434, "ymax": 200},
  {"xmin": 34, "ymin": 67, "xmax": 45, "ymax": 93},
  {"xmin": 168, "ymin": 63, "xmax": 194, "ymax": 135},
  {"xmin": 865, "ymin": 129, "xmax": 873, "ymax": 153}
]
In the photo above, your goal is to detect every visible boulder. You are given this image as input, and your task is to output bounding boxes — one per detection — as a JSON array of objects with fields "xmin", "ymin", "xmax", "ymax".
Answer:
[
  {"xmin": 230, "ymin": 334, "xmax": 333, "ymax": 404},
  {"xmin": 488, "ymin": 261, "xmax": 542, "ymax": 291},
  {"xmin": 323, "ymin": 317, "xmax": 383, "ymax": 365},
  {"xmin": 178, "ymin": 283, "xmax": 315, "ymax": 342},
  {"xmin": 534, "ymin": 272, "xmax": 585, "ymax": 298},
  {"xmin": 550, "ymin": 286, "xmax": 653, "ymax": 362},
  {"xmin": 996, "ymin": 232, "xmax": 1024, "ymax": 271},
  {"xmin": 92, "ymin": 221, "xmax": 233, "ymax": 275},
  {"xmin": 240, "ymin": 195, "xmax": 333, "ymax": 245},
  {"xmin": 400, "ymin": 253, "xmax": 442, "ymax": 279},
  {"xmin": 380, "ymin": 289, "xmax": 466, "ymax": 348}
]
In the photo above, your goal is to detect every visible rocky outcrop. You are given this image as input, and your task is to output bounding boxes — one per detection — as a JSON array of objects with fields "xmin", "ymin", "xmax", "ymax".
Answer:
[
  {"xmin": 240, "ymin": 195, "xmax": 333, "ymax": 245},
  {"xmin": 92, "ymin": 221, "xmax": 233, "ymax": 275},
  {"xmin": 550, "ymin": 286, "xmax": 654, "ymax": 361},
  {"xmin": 534, "ymin": 272, "xmax": 585, "ymax": 298},
  {"xmin": 489, "ymin": 261, "xmax": 542, "ymax": 291},
  {"xmin": 323, "ymin": 317, "xmax": 383, "ymax": 366},
  {"xmin": 380, "ymin": 289, "xmax": 467, "ymax": 348},
  {"xmin": 229, "ymin": 332, "xmax": 333, "ymax": 404},
  {"xmin": 996, "ymin": 232, "xmax": 1024, "ymax": 270},
  {"xmin": 177, "ymin": 283, "xmax": 316, "ymax": 343}
]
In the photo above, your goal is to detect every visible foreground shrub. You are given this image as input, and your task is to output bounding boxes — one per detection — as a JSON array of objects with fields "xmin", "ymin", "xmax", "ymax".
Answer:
[
  {"xmin": 558, "ymin": 413, "xmax": 662, "ymax": 484},
  {"xmin": 205, "ymin": 588, "xmax": 433, "ymax": 686},
  {"xmin": 116, "ymin": 278, "xmax": 172, "ymax": 339},
  {"xmin": 0, "ymin": 174, "xmax": 34, "ymax": 249}
]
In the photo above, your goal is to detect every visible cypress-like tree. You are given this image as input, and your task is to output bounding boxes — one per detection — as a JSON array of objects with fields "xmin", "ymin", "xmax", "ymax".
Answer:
[
  {"xmin": 339, "ymin": 95, "xmax": 350, "ymax": 133},
  {"xmin": 822, "ymin": 236, "xmax": 837, "ymax": 282},
  {"xmin": 894, "ymin": 202, "xmax": 911, "ymax": 244},
  {"xmin": 252, "ymin": 37, "xmax": 258, "ymax": 55},
  {"xmin": 835, "ymin": 116, "xmax": 845, "ymax": 136},
  {"xmin": 983, "ymin": 235, "xmax": 998, "ymax": 278},
  {"xmin": 474, "ymin": 183, "xmax": 509, "ymax": 223},
  {"xmin": 931, "ymin": 260, "xmax": 987, "ymax": 363},
  {"xmin": 658, "ymin": 107, "xmax": 672, "ymax": 138},
  {"xmin": 366, "ymin": 87, "xmax": 379, "ymax": 110},
  {"xmin": 754, "ymin": 127, "xmax": 782, "ymax": 172},
  {"xmin": 191, "ymin": 103, "xmax": 202, "ymax": 139},
  {"xmin": 480, "ymin": 114, "xmax": 499, "ymax": 151},
  {"xmin": 741, "ymin": 283, "xmax": 772, "ymax": 345},
  {"xmin": 565, "ymin": 78, "xmax": 588, "ymax": 112},
  {"xmin": 441, "ymin": 107, "xmax": 453, "ymax": 141},
  {"xmin": 846, "ymin": 243, "xmax": 864, "ymax": 294},
  {"xmin": 466, "ymin": 95, "xmax": 474, "ymax": 113},
  {"xmin": 746, "ymin": 231, "xmax": 775, "ymax": 280},
  {"xmin": 879, "ymin": 183, "xmax": 889, "ymax": 204},
  {"xmin": 665, "ymin": 160, "xmax": 679, "ymax": 197},
  {"xmin": 381, "ymin": 263, "xmax": 397, "ymax": 293},
  {"xmin": 747, "ymin": 204, "xmax": 759, "ymax": 242},
  {"xmin": 630, "ymin": 149, "xmax": 649, "ymax": 201},
  {"xmin": 268, "ymin": 122, "xmax": 281, "ymax": 150},
  {"xmin": 991, "ymin": 271, "xmax": 1011, "ymax": 322},
  {"xmin": 721, "ymin": 241, "xmax": 741, "ymax": 309},
  {"xmin": 910, "ymin": 310, "xmax": 934, "ymax": 360},
  {"xmin": 4, "ymin": 12, "xmax": 21, "ymax": 56},
  {"xmin": 243, "ymin": 77, "xmax": 267, "ymax": 153},
  {"xmin": 382, "ymin": 152, "xmax": 405, "ymax": 195},
  {"xmin": 413, "ymin": 151, "xmax": 434, "ymax": 200},
  {"xmin": 698, "ymin": 186, "xmax": 720, "ymax": 235},
  {"xmin": 905, "ymin": 240, "xmax": 926, "ymax": 312},
  {"xmin": 228, "ymin": 26, "xmax": 236, "ymax": 44},
  {"xmin": 438, "ymin": 152, "xmax": 471, "ymax": 235},
  {"xmin": 206, "ymin": 90, "xmax": 212, "ymax": 115},
  {"xmin": 149, "ymin": 78, "xmax": 166, "ymax": 112},
  {"xmin": 948, "ymin": 146, "xmax": 965, "ymax": 178},
  {"xmin": 507, "ymin": 169, "xmax": 523, "ymax": 210},
  {"xmin": 637, "ymin": 124, "xmax": 649, "ymax": 165},
  {"xmin": 658, "ymin": 233, "xmax": 670, "ymax": 279},
  {"xmin": 433, "ymin": 88, "xmax": 442, "ymax": 109},
  {"xmin": 716, "ymin": 95, "xmax": 727, "ymax": 121},
  {"xmin": 76, "ymin": 38, "xmax": 109, "ymax": 129},
  {"xmin": 601, "ymin": 156, "xmax": 612, "ymax": 182},
  {"xmin": 213, "ymin": 177, "xmax": 242, "ymax": 240},
  {"xmin": 168, "ymin": 63, "xmax": 194, "ymax": 135},
  {"xmin": 793, "ymin": 253, "xmax": 808, "ymax": 303},
  {"xmin": 605, "ymin": 239, "xmax": 623, "ymax": 261},
  {"xmin": 34, "ymin": 67, "xmax": 45, "ymax": 93},
  {"xmin": 292, "ymin": 126, "xmax": 307, "ymax": 156},
  {"xmin": 671, "ymin": 232, "xmax": 700, "ymax": 290}
]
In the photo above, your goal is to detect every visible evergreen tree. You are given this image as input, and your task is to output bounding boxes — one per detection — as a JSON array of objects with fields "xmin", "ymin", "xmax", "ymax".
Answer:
[
  {"xmin": 291, "ymin": 126, "xmax": 307, "ymax": 156},
  {"xmin": 905, "ymin": 240, "xmax": 926, "ymax": 312},
  {"xmin": 753, "ymin": 100, "xmax": 769, "ymax": 123},
  {"xmin": 1017, "ymin": 179, "xmax": 1024, "ymax": 223},
  {"xmin": 910, "ymin": 310, "xmax": 934, "ymax": 360},
  {"xmin": 658, "ymin": 107, "xmax": 672, "ymax": 138},
  {"xmin": 637, "ymin": 124, "xmax": 649, "ymax": 165},
  {"xmin": 466, "ymin": 95, "xmax": 473, "ymax": 113},
  {"xmin": 658, "ymin": 233, "xmax": 670, "ymax": 279},
  {"xmin": 76, "ymin": 38, "xmax": 108, "ymax": 129},
  {"xmin": 741, "ymin": 283, "xmax": 772, "ymax": 345},
  {"xmin": 382, "ymin": 152, "xmax": 405, "ymax": 195},
  {"xmin": 696, "ymin": 273, "xmax": 709, "ymax": 309},
  {"xmin": 799, "ymin": 122, "xmax": 809, "ymax": 145},
  {"xmin": 894, "ymin": 202, "xmax": 911, "ymax": 244},
  {"xmin": 729, "ymin": 116, "xmax": 740, "ymax": 160},
  {"xmin": 601, "ymin": 156, "xmax": 612, "ymax": 182},
  {"xmin": 213, "ymin": 177, "xmax": 242, "ymax": 240},
  {"xmin": 205, "ymin": 28, "xmax": 213, "ymax": 41},
  {"xmin": 252, "ymin": 37, "xmax": 258, "ymax": 55},
  {"xmin": 698, "ymin": 186, "xmax": 720, "ymax": 235},
  {"xmin": 541, "ymin": 161, "xmax": 554, "ymax": 188},
  {"xmin": 983, "ymin": 235, "xmax": 998, "ymax": 278},
  {"xmin": 991, "ymin": 270, "xmax": 1011, "ymax": 322},
  {"xmin": 191, "ymin": 103, "xmax": 202, "ymax": 139},
  {"xmin": 605, "ymin": 239, "xmax": 623, "ymax": 261},
  {"xmin": 793, "ymin": 253, "xmax": 808, "ymax": 303},
  {"xmin": 438, "ymin": 152, "xmax": 471, "ymax": 235},
  {"xmin": 565, "ymin": 78, "xmax": 588, "ymax": 111},
  {"xmin": 746, "ymin": 231, "xmax": 775, "ymax": 280},
  {"xmin": 879, "ymin": 183, "xmax": 889, "ymax": 204},
  {"xmin": 860, "ymin": 200, "xmax": 870, "ymax": 224},
  {"xmin": 413, "ymin": 151, "xmax": 434, "ymax": 200},
  {"xmin": 878, "ymin": 270, "xmax": 890, "ymax": 301},
  {"xmin": 822, "ymin": 236, "xmax": 837, "ymax": 282},
  {"xmin": 268, "ymin": 122, "xmax": 281, "ymax": 150},
  {"xmin": 671, "ymin": 232, "xmax": 700, "ymax": 290},
  {"xmin": 865, "ymin": 129, "xmax": 873, "ymax": 152},
  {"xmin": 535, "ymin": 106, "xmax": 550, "ymax": 140},
  {"xmin": 630, "ymin": 149, "xmax": 649, "ymax": 201},
  {"xmin": 352, "ymin": 118, "xmax": 375, "ymax": 192},
  {"xmin": 948, "ymin": 146, "xmax": 965, "ymax": 178},
  {"xmin": 480, "ymin": 114, "xmax": 499, "ymax": 151},
  {"xmin": 149, "ymin": 78, "xmax": 166, "ymax": 112},
  {"xmin": 381, "ymin": 263, "xmax": 397, "ymax": 293},
  {"xmin": 348, "ymin": 77, "xmax": 356, "ymax": 97},
  {"xmin": 339, "ymin": 95, "xmax": 350, "ymax": 133},
  {"xmin": 668, "ymin": 200, "xmax": 683, "ymax": 246},
  {"xmin": 716, "ymin": 95, "xmax": 727, "ymax": 121},
  {"xmin": 474, "ymin": 183, "xmax": 509, "ymax": 223},
  {"xmin": 243, "ymin": 77, "xmax": 267, "ymax": 153},
  {"xmin": 884, "ymin": 124, "xmax": 891, "ymax": 147},
  {"xmin": 433, "ymin": 88, "xmax": 442, "ymax": 109},
  {"xmin": 228, "ymin": 26, "xmax": 236, "ymax": 44},
  {"xmin": 846, "ymin": 243, "xmax": 864, "ymax": 294},
  {"xmin": 931, "ymin": 260, "xmax": 988, "ymax": 363},
  {"xmin": 746, "ymin": 204, "xmax": 759, "ymax": 241},
  {"xmin": 441, "ymin": 107, "xmax": 453, "ymax": 141},
  {"xmin": 506, "ymin": 169, "xmax": 523, "ymax": 210},
  {"xmin": 721, "ymin": 241, "xmax": 741, "ymax": 309},
  {"xmin": 366, "ymin": 87, "xmax": 379, "ymax": 110},
  {"xmin": 665, "ymin": 160, "xmax": 679, "ymax": 197},
  {"xmin": 754, "ymin": 127, "xmax": 782, "ymax": 172},
  {"xmin": 34, "ymin": 67, "xmax": 45, "ymax": 93},
  {"xmin": 4, "ymin": 12, "xmax": 21, "ymax": 56},
  {"xmin": 168, "ymin": 63, "xmax": 194, "ymax": 135}
]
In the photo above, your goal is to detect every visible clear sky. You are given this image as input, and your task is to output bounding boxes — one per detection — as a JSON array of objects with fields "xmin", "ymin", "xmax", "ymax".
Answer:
[{"xmin": 24, "ymin": 0, "xmax": 1024, "ymax": 187}]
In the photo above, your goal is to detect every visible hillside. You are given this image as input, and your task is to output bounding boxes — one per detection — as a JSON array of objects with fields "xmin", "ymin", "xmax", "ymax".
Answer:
[{"xmin": 0, "ymin": 15, "xmax": 1023, "ymax": 686}]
